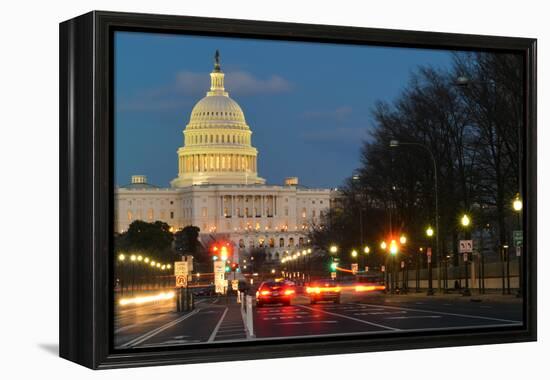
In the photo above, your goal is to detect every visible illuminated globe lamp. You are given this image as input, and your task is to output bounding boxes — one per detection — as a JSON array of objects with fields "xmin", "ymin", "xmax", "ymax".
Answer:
[
  {"xmin": 461, "ymin": 214, "xmax": 471, "ymax": 227},
  {"xmin": 364, "ymin": 246, "xmax": 370, "ymax": 254},
  {"xmin": 389, "ymin": 240, "xmax": 398, "ymax": 255},
  {"xmin": 351, "ymin": 250, "xmax": 358, "ymax": 258},
  {"xmin": 513, "ymin": 193, "xmax": 523, "ymax": 212},
  {"xmin": 426, "ymin": 226, "xmax": 434, "ymax": 237},
  {"xmin": 380, "ymin": 241, "xmax": 387, "ymax": 250},
  {"xmin": 329, "ymin": 245, "xmax": 338, "ymax": 254},
  {"xmin": 399, "ymin": 235, "xmax": 407, "ymax": 245}
]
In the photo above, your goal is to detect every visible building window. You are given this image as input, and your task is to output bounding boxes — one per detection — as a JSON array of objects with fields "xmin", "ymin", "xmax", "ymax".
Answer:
[
  {"xmin": 279, "ymin": 238, "xmax": 285, "ymax": 247},
  {"xmin": 170, "ymin": 201, "xmax": 174, "ymax": 205},
  {"xmin": 148, "ymin": 209, "xmax": 154, "ymax": 221},
  {"xmin": 269, "ymin": 238, "xmax": 275, "ymax": 248},
  {"xmin": 298, "ymin": 237, "xmax": 304, "ymax": 246},
  {"xmin": 258, "ymin": 238, "xmax": 265, "ymax": 247},
  {"xmin": 284, "ymin": 207, "xmax": 289, "ymax": 216},
  {"xmin": 289, "ymin": 237, "xmax": 294, "ymax": 247},
  {"xmin": 127, "ymin": 211, "xmax": 132, "ymax": 221},
  {"xmin": 170, "ymin": 211, "xmax": 174, "ymax": 219},
  {"xmin": 201, "ymin": 207, "xmax": 208, "ymax": 217},
  {"xmin": 301, "ymin": 208, "xmax": 306, "ymax": 218},
  {"xmin": 312, "ymin": 210, "xmax": 316, "ymax": 217}
]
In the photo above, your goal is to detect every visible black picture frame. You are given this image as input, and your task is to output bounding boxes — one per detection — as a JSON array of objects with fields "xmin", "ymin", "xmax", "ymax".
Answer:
[{"xmin": 59, "ymin": 10, "xmax": 537, "ymax": 369}]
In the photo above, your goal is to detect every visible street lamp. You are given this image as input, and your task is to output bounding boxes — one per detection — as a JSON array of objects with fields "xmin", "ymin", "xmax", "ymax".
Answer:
[
  {"xmin": 399, "ymin": 235, "xmax": 407, "ymax": 245},
  {"xmin": 329, "ymin": 245, "xmax": 338, "ymax": 254},
  {"xmin": 425, "ymin": 227, "xmax": 434, "ymax": 295},
  {"xmin": 460, "ymin": 213, "xmax": 472, "ymax": 296},
  {"xmin": 380, "ymin": 241, "xmax": 387, "ymax": 250},
  {"xmin": 118, "ymin": 253, "xmax": 125, "ymax": 261},
  {"xmin": 390, "ymin": 139, "xmax": 440, "ymax": 292},
  {"xmin": 364, "ymin": 246, "xmax": 370, "ymax": 254},
  {"xmin": 513, "ymin": 193, "xmax": 523, "ymax": 298},
  {"xmin": 512, "ymin": 193, "xmax": 523, "ymax": 212},
  {"xmin": 426, "ymin": 226, "xmax": 434, "ymax": 237},
  {"xmin": 461, "ymin": 214, "xmax": 471, "ymax": 227}
]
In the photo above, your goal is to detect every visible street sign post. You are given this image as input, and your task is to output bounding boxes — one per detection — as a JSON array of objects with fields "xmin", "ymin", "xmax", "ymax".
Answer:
[
  {"xmin": 427, "ymin": 248, "xmax": 432, "ymax": 263},
  {"xmin": 175, "ymin": 275, "xmax": 187, "ymax": 288},
  {"xmin": 330, "ymin": 271, "xmax": 336, "ymax": 279},
  {"xmin": 459, "ymin": 240, "xmax": 473, "ymax": 253},
  {"xmin": 513, "ymin": 230, "xmax": 523, "ymax": 247},
  {"xmin": 214, "ymin": 261, "xmax": 226, "ymax": 294},
  {"xmin": 174, "ymin": 261, "xmax": 189, "ymax": 288}
]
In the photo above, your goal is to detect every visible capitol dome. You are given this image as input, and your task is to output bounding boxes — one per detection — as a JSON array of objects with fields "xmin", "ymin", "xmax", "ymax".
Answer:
[{"xmin": 171, "ymin": 51, "xmax": 265, "ymax": 188}]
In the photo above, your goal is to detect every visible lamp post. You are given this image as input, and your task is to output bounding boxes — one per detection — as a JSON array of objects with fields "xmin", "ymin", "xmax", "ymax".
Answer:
[
  {"xmin": 390, "ymin": 140, "xmax": 440, "ymax": 292},
  {"xmin": 513, "ymin": 193, "xmax": 523, "ymax": 297},
  {"xmin": 425, "ymin": 227, "xmax": 434, "ymax": 295},
  {"xmin": 460, "ymin": 214, "xmax": 472, "ymax": 297},
  {"xmin": 399, "ymin": 235, "xmax": 407, "ymax": 292},
  {"xmin": 118, "ymin": 253, "xmax": 125, "ymax": 295}
]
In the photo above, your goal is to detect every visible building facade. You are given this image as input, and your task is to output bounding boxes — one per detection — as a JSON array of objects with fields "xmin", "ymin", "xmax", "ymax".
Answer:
[{"xmin": 115, "ymin": 52, "xmax": 337, "ymax": 262}]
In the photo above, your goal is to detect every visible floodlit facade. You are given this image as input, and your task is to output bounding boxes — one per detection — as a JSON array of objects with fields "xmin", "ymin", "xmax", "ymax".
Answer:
[{"xmin": 115, "ymin": 52, "xmax": 337, "ymax": 262}]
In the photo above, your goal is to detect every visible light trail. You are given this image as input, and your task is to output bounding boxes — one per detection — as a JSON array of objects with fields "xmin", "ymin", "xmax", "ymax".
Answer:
[{"xmin": 119, "ymin": 291, "xmax": 175, "ymax": 306}]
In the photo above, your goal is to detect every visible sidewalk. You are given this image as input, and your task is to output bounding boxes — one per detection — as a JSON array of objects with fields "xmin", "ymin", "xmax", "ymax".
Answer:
[{"xmin": 369, "ymin": 289, "xmax": 523, "ymax": 304}]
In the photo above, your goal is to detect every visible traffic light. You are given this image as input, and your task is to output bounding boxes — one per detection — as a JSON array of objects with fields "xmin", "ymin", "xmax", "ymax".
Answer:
[
  {"xmin": 230, "ymin": 262, "xmax": 239, "ymax": 272},
  {"xmin": 225, "ymin": 265, "xmax": 231, "ymax": 273},
  {"xmin": 330, "ymin": 262, "xmax": 338, "ymax": 271}
]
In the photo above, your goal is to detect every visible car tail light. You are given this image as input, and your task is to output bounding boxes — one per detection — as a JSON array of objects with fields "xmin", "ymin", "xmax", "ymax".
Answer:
[
  {"xmin": 284, "ymin": 289, "xmax": 295, "ymax": 296},
  {"xmin": 260, "ymin": 290, "xmax": 271, "ymax": 296}
]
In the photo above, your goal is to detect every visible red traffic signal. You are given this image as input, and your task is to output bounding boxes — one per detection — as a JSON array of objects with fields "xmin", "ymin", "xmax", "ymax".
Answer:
[{"xmin": 230, "ymin": 262, "xmax": 239, "ymax": 272}]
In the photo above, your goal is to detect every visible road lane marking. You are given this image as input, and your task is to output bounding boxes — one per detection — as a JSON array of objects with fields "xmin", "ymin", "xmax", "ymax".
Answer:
[
  {"xmin": 277, "ymin": 321, "xmax": 338, "ymax": 325},
  {"xmin": 387, "ymin": 316, "xmax": 442, "ymax": 320},
  {"xmin": 207, "ymin": 307, "xmax": 228, "ymax": 342},
  {"xmin": 120, "ymin": 308, "xmax": 200, "ymax": 348},
  {"xmin": 298, "ymin": 305, "xmax": 401, "ymax": 331},
  {"xmin": 115, "ymin": 313, "xmax": 168, "ymax": 333},
  {"xmin": 358, "ymin": 303, "xmax": 522, "ymax": 323}
]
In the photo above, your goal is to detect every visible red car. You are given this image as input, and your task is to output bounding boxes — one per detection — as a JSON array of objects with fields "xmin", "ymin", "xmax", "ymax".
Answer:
[
  {"xmin": 306, "ymin": 279, "xmax": 341, "ymax": 304},
  {"xmin": 256, "ymin": 281, "xmax": 296, "ymax": 307}
]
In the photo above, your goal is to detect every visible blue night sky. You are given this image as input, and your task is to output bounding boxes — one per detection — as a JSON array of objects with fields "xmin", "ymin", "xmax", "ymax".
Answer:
[{"xmin": 114, "ymin": 32, "xmax": 453, "ymax": 189}]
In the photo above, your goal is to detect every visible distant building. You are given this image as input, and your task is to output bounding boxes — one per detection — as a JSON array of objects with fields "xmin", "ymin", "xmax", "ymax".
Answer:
[{"xmin": 115, "ymin": 52, "xmax": 338, "ymax": 262}]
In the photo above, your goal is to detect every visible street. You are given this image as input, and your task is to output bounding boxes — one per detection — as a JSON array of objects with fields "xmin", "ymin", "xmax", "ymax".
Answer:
[{"xmin": 115, "ymin": 290, "xmax": 523, "ymax": 349}]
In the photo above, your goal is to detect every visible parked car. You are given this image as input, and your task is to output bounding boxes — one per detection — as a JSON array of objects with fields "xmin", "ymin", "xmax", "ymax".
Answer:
[{"xmin": 193, "ymin": 284, "xmax": 215, "ymax": 297}]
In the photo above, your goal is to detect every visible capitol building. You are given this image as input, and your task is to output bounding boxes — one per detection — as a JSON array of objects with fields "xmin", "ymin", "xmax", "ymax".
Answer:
[{"xmin": 115, "ymin": 52, "xmax": 338, "ymax": 262}]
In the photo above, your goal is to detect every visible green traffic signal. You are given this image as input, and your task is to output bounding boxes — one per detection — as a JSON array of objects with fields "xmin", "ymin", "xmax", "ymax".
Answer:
[
  {"xmin": 330, "ymin": 262, "xmax": 338, "ymax": 271},
  {"xmin": 225, "ymin": 266, "xmax": 230, "ymax": 272}
]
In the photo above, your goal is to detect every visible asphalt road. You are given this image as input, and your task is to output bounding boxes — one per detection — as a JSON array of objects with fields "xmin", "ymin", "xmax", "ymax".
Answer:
[{"xmin": 115, "ymin": 292, "xmax": 522, "ymax": 349}]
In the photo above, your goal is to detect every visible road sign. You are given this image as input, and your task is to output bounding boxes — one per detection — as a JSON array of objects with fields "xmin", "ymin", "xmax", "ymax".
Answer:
[
  {"xmin": 426, "ymin": 248, "xmax": 432, "ymax": 264},
  {"xmin": 175, "ymin": 275, "xmax": 187, "ymax": 288},
  {"xmin": 516, "ymin": 246, "xmax": 522, "ymax": 257},
  {"xmin": 214, "ymin": 261, "xmax": 226, "ymax": 294},
  {"xmin": 330, "ymin": 271, "xmax": 336, "ymax": 279},
  {"xmin": 174, "ymin": 261, "xmax": 189, "ymax": 276},
  {"xmin": 351, "ymin": 263, "xmax": 358, "ymax": 274},
  {"xmin": 513, "ymin": 230, "xmax": 523, "ymax": 247},
  {"xmin": 459, "ymin": 240, "xmax": 473, "ymax": 253}
]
